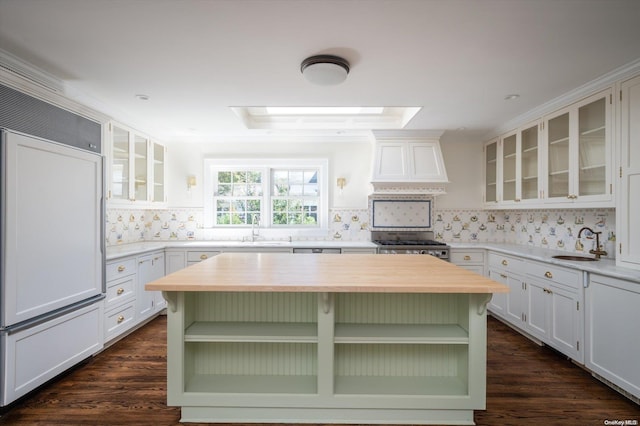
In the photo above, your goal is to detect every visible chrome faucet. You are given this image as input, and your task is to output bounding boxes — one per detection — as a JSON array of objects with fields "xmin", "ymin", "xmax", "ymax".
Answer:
[
  {"xmin": 577, "ymin": 226, "xmax": 607, "ymax": 259},
  {"xmin": 251, "ymin": 215, "xmax": 260, "ymax": 242}
]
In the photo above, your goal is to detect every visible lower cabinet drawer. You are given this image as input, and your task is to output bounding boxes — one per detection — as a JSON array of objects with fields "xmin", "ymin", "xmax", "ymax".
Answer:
[
  {"xmin": 451, "ymin": 250, "xmax": 485, "ymax": 264},
  {"xmin": 526, "ymin": 260, "xmax": 581, "ymax": 289},
  {"xmin": 105, "ymin": 276, "xmax": 135, "ymax": 309},
  {"xmin": 488, "ymin": 252, "xmax": 525, "ymax": 272},
  {"xmin": 186, "ymin": 251, "xmax": 221, "ymax": 263},
  {"xmin": 106, "ymin": 258, "xmax": 136, "ymax": 281},
  {"xmin": 104, "ymin": 302, "xmax": 136, "ymax": 341}
]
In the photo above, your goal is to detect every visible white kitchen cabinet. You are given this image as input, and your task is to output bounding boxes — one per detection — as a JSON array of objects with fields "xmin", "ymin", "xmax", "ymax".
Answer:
[
  {"xmin": 137, "ymin": 251, "xmax": 166, "ymax": 321},
  {"xmin": 165, "ymin": 249, "xmax": 187, "ymax": 275},
  {"xmin": 616, "ymin": 73, "xmax": 640, "ymax": 270},
  {"xmin": 186, "ymin": 250, "xmax": 222, "ymax": 266},
  {"xmin": 484, "ymin": 120, "xmax": 542, "ymax": 207},
  {"xmin": 450, "ymin": 248, "xmax": 485, "ymax": 276},
  {"xmin": 484, "ymin": 138, "xmax": 498, "ymax": 205},
  {"xmin": 488, "ymin": 252, "xmax": 525, "ymax": 325},
  {"xmin": 543, "ymin": 88, "xmax": 613, "ymax": 206},
  {"xmin": 104, "ymin": 251, "xmax": 166, "ymax": 345},
  {"xmin": 524, "ymin": 261, "xmax": 583, "ymax": 362},
  {"xmin": 484, "ymin": 89, "xmax": 613, "ymax": 209},
  {"xmin": 106, "ymin": 121, "xmax": 166, "ymax": 206},
  {"xmin": 585, "ymin": 274, "xmax": 640, "ymax": 399},
  {"xmin": 104, "ymin": 257, "xmax": 138, "ymax": 342}
]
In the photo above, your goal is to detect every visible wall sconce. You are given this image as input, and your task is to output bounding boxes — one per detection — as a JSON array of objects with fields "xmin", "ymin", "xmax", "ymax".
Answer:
[
  {"xmin": 336, "ymin": 177, "xmax": 346, "ymax": 194},
  {"xmin": 187, "ymin": 175, "xmax": 197, "ymax": 191}
]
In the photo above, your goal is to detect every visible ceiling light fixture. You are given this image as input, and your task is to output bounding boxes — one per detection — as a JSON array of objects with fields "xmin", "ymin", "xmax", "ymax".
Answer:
[
  {"xmin": 504, "ymin": 94, "xmax": 520, "ymax": 101},
  {"xmin": 300, "ymin": 55, "xmax": 350, "ymax": 86},
  {"xmin": 135, "ymin": 94, "xmax": 150, "ymax": 101}
]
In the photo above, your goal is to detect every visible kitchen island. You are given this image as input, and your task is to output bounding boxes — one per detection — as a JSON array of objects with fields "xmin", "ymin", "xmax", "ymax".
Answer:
[{"xmin": 146, "ymin": 253, "xmax": 508, "ymax": 425}]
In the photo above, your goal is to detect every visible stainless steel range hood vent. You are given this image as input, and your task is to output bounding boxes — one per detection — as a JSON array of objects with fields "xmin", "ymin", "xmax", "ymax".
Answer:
[{"xmin": 370, "ymin": 130, "xmax": 448, "ymax": 195}]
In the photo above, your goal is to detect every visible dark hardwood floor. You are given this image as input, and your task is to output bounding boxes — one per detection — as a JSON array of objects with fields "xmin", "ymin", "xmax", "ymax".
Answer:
[{"xmin": 1, "ymin": 315, "xmax": 638, "ymax": 426}]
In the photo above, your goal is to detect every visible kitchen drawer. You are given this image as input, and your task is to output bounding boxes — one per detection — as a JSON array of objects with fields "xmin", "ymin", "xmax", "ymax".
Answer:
[
  {"xmin": 488, "ymin": 252, "xmax": 525, "ymax": 272},
  {"xmin": 105, "ymin": 275, "xmax": 135, "ymax": 309},
  {"xmin": 106, "ymin": 258, "xmax": 136, "ymax": 281},
  {"xmin": 186, "ymin": 251, "xmax": 221, "ymax": 263},
  {"xmin": 526, "ymin": 260, "xmax": 581, "ymax": 290},
  {"xmin": 104, "ymin": 302, "xmax": 136, "ymax": 341},
  {"xmin": 451, "ymin": 250, "xmax": 485, "ymax": 264}
]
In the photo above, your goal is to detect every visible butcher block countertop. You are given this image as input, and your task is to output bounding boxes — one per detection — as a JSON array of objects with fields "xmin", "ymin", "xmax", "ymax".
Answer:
[{"xmin": 146, "ymin": 252, "xmax": 509, "ymax": 294}]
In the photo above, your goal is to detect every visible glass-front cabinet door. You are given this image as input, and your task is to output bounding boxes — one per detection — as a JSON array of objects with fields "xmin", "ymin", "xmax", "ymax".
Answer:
[
  {"xmin": 578, "ymin": 96, "xmax": 607, "ymax": 196},
  {"xmin": 501, "ymin": 132, "xmax": 517, "ymax": 202},
  {"xmin": 133, "ymin": 134, "xmax": 148, "ymax": 202},
  {"xmin": 546, "ymin": 109, "xmax": 570, "ymax": 200},
  {"xmin": 110, "ymin": 125, "xmax": 130, "ymax": 201},
  {"xmin": 544, "ymin": 88, "xmax": 612, "ymax": 204},
  {"xmin": 152, "ymin": 141, "xmax": 166, "ymax": 203},
  {"xmin": 484, "ymin": 139, "xmax": 498, "ymax": 204},
  {"xmin": 107, "ymin": 121, "xmax": 166, "ymax": 206},
  {"xmin": 520, "ymin": 121, "xmax": 540, "ymax": 202}
]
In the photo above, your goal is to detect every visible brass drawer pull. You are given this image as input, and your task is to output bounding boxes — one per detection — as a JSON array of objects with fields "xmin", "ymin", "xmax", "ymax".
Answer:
[
  {"xmin": 200, "ymin": 254, "xmax": 208, "ymax": 260},
  {"xmin": 117, "ymin": 265, "xmax": 126, "ymax": 272},
  {"xmin": 543, "ymin": 288, "xmax": 553, "ymax": 294},
  {"xmin": 544, "ymin": 271, "xmax": 553, "ymax": 279},
  {"xmin": 501, "ymin": 259, "xmax": 508, "ymax": 266},
  {"xmin": 117, "ymin": 288, "xmax": 124, "ymax": 295},
  {"xmin": 464, "ymin": 255, "xmax": 471, "ymax": 261},
  {"xmin": 500, "ymin": 274, "xmax": 508, "ymax": 279},
  {"xmin": 117, "ymin": 315, "xmax": 125, "ymax": 323}
]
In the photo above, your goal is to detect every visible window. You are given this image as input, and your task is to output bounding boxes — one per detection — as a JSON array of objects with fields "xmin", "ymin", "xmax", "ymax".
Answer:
[{"xmin": 204, "ymin": 159, "xmax": 328, "ymax": 230}]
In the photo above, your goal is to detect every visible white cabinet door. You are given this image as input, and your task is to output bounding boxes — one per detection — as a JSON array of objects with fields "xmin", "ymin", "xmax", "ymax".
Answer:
[
  {"xmin": 548, "ymin": 284, "xmax": 581, "ymax": 360},
  {"xmin": 617, "ymin": 73, "xmax": 640, "ymax": 269},
  {"xmin": 484, "ymin": 138, "xmax": 498, "ymax": 205},
  {"xmin": 505, "ymin": 274, "xmax": 525, "ymax": 325},
  {"xmin": 487, "ymin": 270, "xmax": 507, "ymax": 317},
  {"xmin": 136, "ymin": 252, "xmax": 165, "ymax": 320},
  {"xmin": 372, "ymin": 142, "xmax": 406, "ymax": 180},
  {"xmin": 586, "ymin": 274, "xmax": 640, "ymax": 399},
  {"xmin": 543, "ymin": 89, "xmax": 613, "ymax": 205},
  {"xmin": 525, "ymin": 280, "xmax": 549, "ymax": 340},
  {"xmin": 2, "ymin": 132, "xmax": 103, "ymax": 326}
]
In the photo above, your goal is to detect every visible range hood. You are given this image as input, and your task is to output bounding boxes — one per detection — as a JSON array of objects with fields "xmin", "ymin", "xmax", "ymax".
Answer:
[{"xmin": 370, "ymin": 130, "xmax": 449, "ymax": 195}]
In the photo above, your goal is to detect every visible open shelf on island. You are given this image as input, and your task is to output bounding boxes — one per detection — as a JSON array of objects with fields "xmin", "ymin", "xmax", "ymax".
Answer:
[
  {"xmin": 186, "ymin": 374, "xmax": 317, "ymax": 394},
  {"xmin": 334, "ymin": 323, "xmax": 469, "ymax": 344},
  {"xmin": 185, "ymin": 321, "xmax": 317, "ymax": 343}
]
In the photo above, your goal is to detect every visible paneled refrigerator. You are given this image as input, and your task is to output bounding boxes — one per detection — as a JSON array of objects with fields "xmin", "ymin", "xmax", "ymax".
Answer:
[{"xmin": 1, "ymin": 83, "xmax": 105, "ymax": 406}]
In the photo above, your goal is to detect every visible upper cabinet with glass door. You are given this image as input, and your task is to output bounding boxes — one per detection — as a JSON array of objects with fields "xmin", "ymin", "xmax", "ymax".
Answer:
[
  {"xmin": 543, "ymin": 89, "xmax": 613, "ymax": 206},
  {"xmin": 107, "ymin": 121, "xmax": 166, "ymax": 207},
  {"xmin": 484, "ymin": 138, "xmax": 498, "ymax": 205}
]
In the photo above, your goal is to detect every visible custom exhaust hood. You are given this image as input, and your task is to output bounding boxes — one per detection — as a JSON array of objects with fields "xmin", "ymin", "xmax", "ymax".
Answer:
[{"xmin": 370, "ymin": 130, "xmax": 449, "ymax": 195}]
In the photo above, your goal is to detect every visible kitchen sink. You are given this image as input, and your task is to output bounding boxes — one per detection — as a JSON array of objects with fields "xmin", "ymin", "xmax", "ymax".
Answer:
[{"xmin": 551, "ymin": 255, "xmax": 598, "ymax": 261}]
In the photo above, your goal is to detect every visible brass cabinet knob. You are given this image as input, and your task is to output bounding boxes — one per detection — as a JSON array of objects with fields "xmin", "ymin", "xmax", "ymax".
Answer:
[
  {"xmin": 200, "ymin": 254, "xmax": 208, "ymax": 260},
  {"xmin": 117, "ymin": 288, "xmax": 124, "ymax": 295},
  {"xmin": 117, "ymin": 265, "xmax": 126, "ymax": 272},
  {"xmin": 117, "ymin": 315, "xmax": 125, "ymax": 323},
  {"xmin": 464, "ymin": 255, "xmax": 471, "ymax": 261},
  {"xmin": 501, "ymin": 259, "xmax": 508, "ymax": 266},
  {"xmin": 544, "ymin": 271, "xmax": 553, "ymax": 279}
]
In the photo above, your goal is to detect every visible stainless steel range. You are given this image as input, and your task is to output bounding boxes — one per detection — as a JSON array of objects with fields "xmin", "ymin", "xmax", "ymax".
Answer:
[{"xmin": 372, "ymin": 230, "xmax": 450, "ymax": 260}]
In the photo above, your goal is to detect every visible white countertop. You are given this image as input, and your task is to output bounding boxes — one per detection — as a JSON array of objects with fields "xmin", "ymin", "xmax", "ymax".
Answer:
[
  {"xmin": 106, "ymin": 240, "xmax": 377, "ymax": 260},
  {"xmin": 449, "ymin": 242, "xmax": 640, "ymax": 283},
  {"xmin": 106, "ymin": 240, "xmax": 640, "ymax": 284}
]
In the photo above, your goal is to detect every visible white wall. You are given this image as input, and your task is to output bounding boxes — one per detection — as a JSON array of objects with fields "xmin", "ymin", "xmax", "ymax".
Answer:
[
  {"xmin": 435, "ymin": 133, "xmax": 485, "ymax": 210},
  {"xmin": 166, "ymin": 138, "xmax": 374, "ymax": 209}
]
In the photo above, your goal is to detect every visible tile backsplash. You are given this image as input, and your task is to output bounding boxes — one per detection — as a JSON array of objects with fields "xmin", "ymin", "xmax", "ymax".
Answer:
[{"xmin": 106, "ymin": 206, "xmax": 616, "ymax": 259}]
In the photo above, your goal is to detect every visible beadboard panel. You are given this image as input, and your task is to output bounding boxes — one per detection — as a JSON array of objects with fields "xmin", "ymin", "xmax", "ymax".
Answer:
[
  {"xmin": 335, "ymin": 344, "xmax": 468, "ymax": 378},
  {"xmin": 188, "ymin": 342, "xmax": 317, "ymax": 376},
  {"xmin": 334, "ymin": 293, "xmax": 469, "ymax": 328},
  {"xmin": 187, "ymin": 292, "xmax": 318, "ymax": 323}
]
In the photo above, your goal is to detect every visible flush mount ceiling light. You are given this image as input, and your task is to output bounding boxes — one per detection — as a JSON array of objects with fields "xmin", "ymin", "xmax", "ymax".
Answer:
[
  {"xmin": 504, "ymin": 94, "xmax": 520, "ymax": 101},
  {"xmin": 300, "ymin": 55, "xmax": 350, "ymax": 86}
]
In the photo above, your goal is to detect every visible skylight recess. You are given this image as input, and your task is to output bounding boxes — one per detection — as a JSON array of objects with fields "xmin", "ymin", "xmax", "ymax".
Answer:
[{"xmin": 231, "ymin": 106, "xmax": 421, "ymax": 130}]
